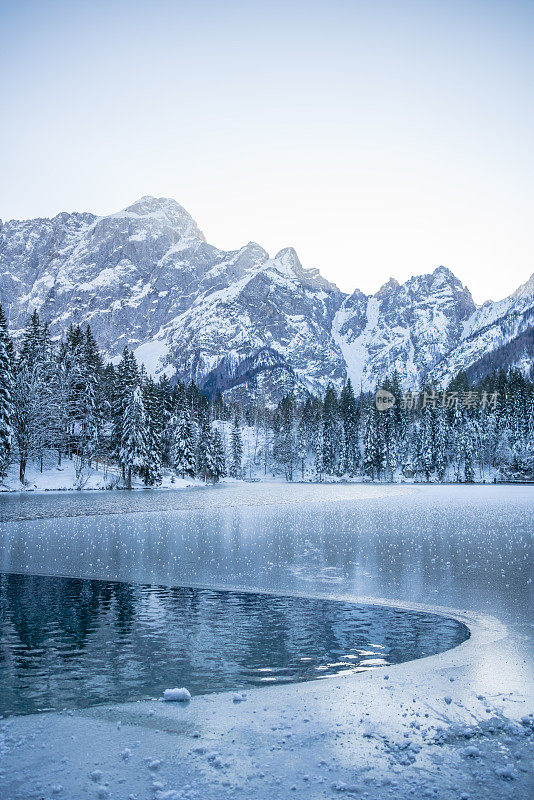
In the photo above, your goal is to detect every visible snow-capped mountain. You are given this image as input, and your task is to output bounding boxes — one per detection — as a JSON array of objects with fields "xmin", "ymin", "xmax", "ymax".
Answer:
[
  {"xmin": 332, "ymin": 267, "xmax": 477, "ymax": 390},
  {"xmin": 427, "ymin": 273, "xmax": 534, "ymax": 385},
  {"xmin": 0, "ymin": 196, "xmax": 532, "ymax": 395}
]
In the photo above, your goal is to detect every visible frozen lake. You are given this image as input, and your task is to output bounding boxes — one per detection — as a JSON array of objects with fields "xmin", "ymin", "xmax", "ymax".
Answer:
[
  {"xmin": 0, "ymin": 483, "xmax": 532, "ymax": 800},
  {"xmin": 0, "ymin": 484, "xmax": 531, "ymax": 636},
  {"xmin": 0, "ymin": 482, "xmax": 532, "ymax": 691}
]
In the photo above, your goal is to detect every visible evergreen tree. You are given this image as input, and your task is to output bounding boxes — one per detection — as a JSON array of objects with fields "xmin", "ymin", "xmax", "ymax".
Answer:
[
  {"xmin": 322, "ymin": 385, "xmax": 340, "ymax": 475},
  {"xmin": 273, "ymin": 393, "xmax": 296, "ymax": 480},
  {"xmin": 339, "ymin": 379, "xmax": 359, "ymax": 475},
  {"xmin": 13, "ymin": 312, "xmax": 55, "ymax": 481},
  {"xmin": 363, "ymin": 405, "xmax": 381, "ymax": 479},
  {"xmin": 434, "ymin": 406, "xmax": 447, "ymax": 481},
  {"xmin": 463, "ymin": 421, "xmax": 476, "ymax": 482},
  {"xmin": 297, "ymin": 415, "xmax": 307, "ymax": 480},
  {"xmin": 113, "ymin": 349, "xmax": 139, "ymax": 476},
  {"xmin": 314, "ymin": 424, "xmax": 324, "ymax": 481},
  {"xmin": 0, "ymin": 327, "xmax": 13, "ymax": 479},
  {"xmin": 0, "ymin": 304, "xmax": 15, "ymax": 364},
  {"xmin": 143, "ymin": 378, "xmax": 163, "ymax": 485},
  {"xmin": 120, "ymin": 386, "xmax": 148, "ymax": 488},
  {"xmin": 229, "ymin": 415, "xmax": 243, "ymax": 478},
  {"xmin": 415, "ymin": 404, "xmax": 434, "ymax": 481},
  {"xmin": 171, "ymin": 406, "xmax": 196, "ymax": 478},
  {"xmin": 211, "ymin": 428, "xmax": 226, "ymax": 483},
  {"xmin": 197, "ymin": 420, "xmax": 215, "ymax": 482}
]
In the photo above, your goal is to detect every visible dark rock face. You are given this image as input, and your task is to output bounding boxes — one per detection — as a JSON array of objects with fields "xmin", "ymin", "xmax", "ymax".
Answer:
[{"xmin": 1, "ymin": 197, "xmax": 532, "ymax": 394}]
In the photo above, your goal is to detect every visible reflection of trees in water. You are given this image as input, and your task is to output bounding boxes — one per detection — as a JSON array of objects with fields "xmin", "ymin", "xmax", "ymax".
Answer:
[
  {"xmin": 0, "ymin": 573, "xmax": 468, "ymax": 716},
  {"xmin": 1, "ymin": 573, "xmax": 467, "ymax": 669},
  {"xmin": 0, "ymin": 573, "xmax": 137, "ymax": 650}
]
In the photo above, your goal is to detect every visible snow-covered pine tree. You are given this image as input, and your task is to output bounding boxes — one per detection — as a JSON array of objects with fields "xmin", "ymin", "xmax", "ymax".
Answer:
[
  {"xmin": 142, "ymin": 378, "xmax": 163, "ymax": 485},
  {"xmin": 14, "ymin": 311, "xmax": 56, "ymax": 480},
  {"xmin": 297, "ymin": 415, "xmax": 307, "ymax": 480},
  {"xmin": 322, "ymin": 385, "xmax": 340, "ymax": 475},
  {"xmin": 451, "ymin": 403, "xmax": 465, "ymax": 482},
  {"xmin": 157, "ymin": 373, "xmax": 175, "ymax": 463},
  {"xmin": 83, "ymin": 326, "xmax": 105, "ymax": 465},
  {"xmin": 0, "ymin": 304, "xmax": 15, "ymax": 364},
  {"xmin": 171, "ymin": 406, "xmax": 196, "ymax": 478},
  {"xmin": 211, "ymin": 427, "xmax": 226, "ymax": 483},
  {"xmin": 463, "ymin": 418, "xmax": 476, "ymax": 483},
  {"xmin": 113, "ymin": 349, "xmax": 140, "ymax": 477},
  {"xmin": 363, "ymin": 403, "xmax": 381, "ymax": 480},
  {"xmin": 197, "ymin": 419, "xmax": 215, "ymax": 482},
  {"xmin": 0, "ymin": 322, "xmax": 13, "ymax": 480},
  {"xmin": 416, "ymin": 403, "xmax": 434, "ymax": 481},
  {"xmin": 119, "ymin": 386, "xmax": 148, "ymax": 489},
  {"xmin": 299, "ymin": 397, "xmax": 316, "ymax": 454},
  {"xmin": 339, "ymin": 379, "xmax": 359, "ymax": 476},
  {"xmin": 273, "ymin": 393, "xmax": 296, "ymax": 481},
  {"xmin": 229, "ymin": 414, "xmax": 243, "ymax": 479},
  {"xmin": 434, "ymin": 406, "xmax": 447, "ymax": 481},
  {"xmin": 60, "ymin": 324, "xmax": 102, "ymax": 469},
  {"xmin": 384, "ymin": 409, "xmax": 398, "ymax": 480},
  {"xmin": 83, "ymin": 378, "xmax": 99, "ymax": 468},
  {"xmin": 314, "ymin": 423, "xmax": 324, "ymax": 481},
  {"xmin": 262, "ymin": 414, "xmax": 272, "ymax": 476},
  {"xmin": 62, "ymin": 325, "xmax": 86, "ymax": 457}
]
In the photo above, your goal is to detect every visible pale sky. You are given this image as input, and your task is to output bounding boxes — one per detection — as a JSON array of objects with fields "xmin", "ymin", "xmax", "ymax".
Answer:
[{"xmin": 1, "ymin": 0, "xmax": 532, "ymax": 303}]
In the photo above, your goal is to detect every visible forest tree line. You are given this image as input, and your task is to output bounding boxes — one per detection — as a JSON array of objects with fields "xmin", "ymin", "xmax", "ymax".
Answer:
[{"xmin": 0, "ymin": 306, "xmax": 533, "ymax": 487}]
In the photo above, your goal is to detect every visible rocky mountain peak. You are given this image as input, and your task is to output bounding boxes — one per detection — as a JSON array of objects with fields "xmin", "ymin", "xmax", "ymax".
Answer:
[
  {"xmin": 114, "ymin": 196, "xmax": 206, "ymax": 241},
  {"xmin": 376, "ymin": 277, "xmax": 400, "ymax": 297},
  {"xmin": 0, "ymin": 197, "xmax": 531, "ymax": 396},
  {"xmin": 512, "ymin": 272, "xmax": 534, "ymax": 299}
]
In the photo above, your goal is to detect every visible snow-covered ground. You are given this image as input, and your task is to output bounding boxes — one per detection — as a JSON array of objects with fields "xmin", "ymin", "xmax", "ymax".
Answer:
[
  {"xmin": 0, "ymin": 451, "xmax": 514, "ymax": 495},
  {"xmin": 0, "ymin": 455, "xmax": 208, "ymax": 493},
  {"xmin": 0, "ymin": 484, "xmax": 532, "ymax": 799}
]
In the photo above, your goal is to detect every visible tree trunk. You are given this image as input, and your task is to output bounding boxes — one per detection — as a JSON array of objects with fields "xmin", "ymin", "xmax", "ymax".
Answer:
[
  {"xmin": 127, "ymin": 466, "xmax": 132, "ymax": 489},
  {"xmin": 19, "ymin": 457, "xmax": 26, "ymax": 483}
]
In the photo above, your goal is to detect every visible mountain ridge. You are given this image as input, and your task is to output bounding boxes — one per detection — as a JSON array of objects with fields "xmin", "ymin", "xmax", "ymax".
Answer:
[{"xmin": 1, "ymin": 196, "xmax": 532, "ymax": 396}]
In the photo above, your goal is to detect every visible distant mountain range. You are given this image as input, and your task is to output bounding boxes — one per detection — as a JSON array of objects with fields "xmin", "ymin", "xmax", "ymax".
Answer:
[{"xmin": 1, "ymin": 196, "xmax": 532, "ymax": 397}]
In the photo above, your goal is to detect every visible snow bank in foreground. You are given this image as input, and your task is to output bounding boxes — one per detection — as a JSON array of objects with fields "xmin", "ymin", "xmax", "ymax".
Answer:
[{"xmin": 1, "ymin": 605, "xmax": 532, "ymax": 800}]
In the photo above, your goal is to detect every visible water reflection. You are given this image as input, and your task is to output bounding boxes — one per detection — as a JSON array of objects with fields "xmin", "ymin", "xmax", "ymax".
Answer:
[{"xmin": 0, "ymin": 573, "xmax": 468, "ymax": 716}]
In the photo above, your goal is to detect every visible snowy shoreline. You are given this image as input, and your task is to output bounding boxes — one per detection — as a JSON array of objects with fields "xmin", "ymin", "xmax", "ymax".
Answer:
[
  {"xmin": 2, "ymin": 475, "xmax": 532, "ymax": 495},
  {"xmin": 2, "ymin": 446, "xmax": 532, "ymax": 496},
  {"xmin": 1, "ymin": 593, "xmax": 531, "ymax": 800}
]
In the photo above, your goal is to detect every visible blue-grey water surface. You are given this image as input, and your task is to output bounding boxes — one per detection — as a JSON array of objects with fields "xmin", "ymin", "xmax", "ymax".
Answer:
[{"xmin": 0, "ymin": 573, "xmax": 468, "ymax": 716}]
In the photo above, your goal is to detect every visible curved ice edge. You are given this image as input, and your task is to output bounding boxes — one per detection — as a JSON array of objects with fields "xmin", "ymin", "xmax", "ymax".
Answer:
[
  {"xmin": 74, "ymin": 587, "xmax": 505, "ymax": 723},
  {"xmin": 3, "ymin": 592, "xmax": 530, "ymax": 800},
  {"xmin": 2, "ymin": 584, "xmax": 505, "ymax": 724}
]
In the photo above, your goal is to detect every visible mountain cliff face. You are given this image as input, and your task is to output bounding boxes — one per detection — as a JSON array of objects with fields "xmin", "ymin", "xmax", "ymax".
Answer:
[
  {"xmin": 332, "ymin": 267, "xmax": 477, "ymax": 390},
  {"xmin": 1, "ymin": 196, "xmax": 532, "ymax": 396}
]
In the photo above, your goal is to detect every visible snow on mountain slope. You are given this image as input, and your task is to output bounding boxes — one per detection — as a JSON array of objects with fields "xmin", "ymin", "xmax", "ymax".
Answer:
[
  {"xmin": 333, "ymin": 267, "xmax": 476, "ymax": 391},
  {"xmin": 428, "ymin": 272, "xmax": 534, "ymax": 385},
  {"xmin": 159, "ymin": 245, "xmax": 344, "ymax": 393},
  {"xmin": 1, "ymin": 196, "xmax": 532, "ymax": 395},
  {"xmin": 0, "ymin": 198, "xmax": 345, "ymax": 394}
]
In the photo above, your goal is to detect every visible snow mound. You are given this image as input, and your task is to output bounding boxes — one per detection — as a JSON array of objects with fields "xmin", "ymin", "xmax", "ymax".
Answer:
[{"xmin": 163, "ymin": 687, "xmax": 191, "ymax": 702}]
